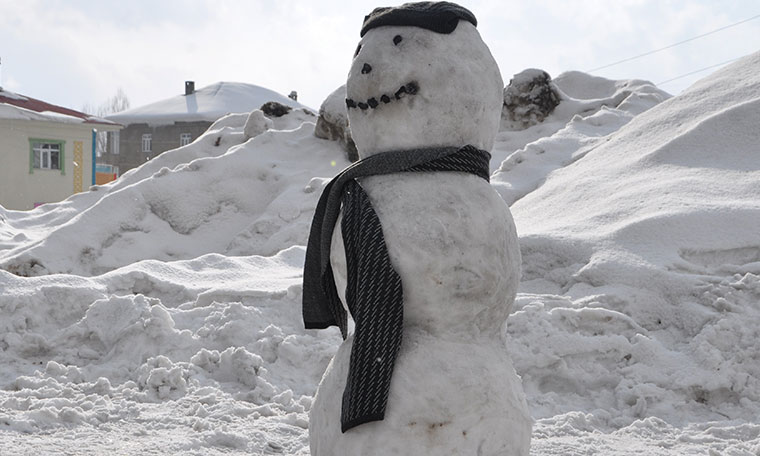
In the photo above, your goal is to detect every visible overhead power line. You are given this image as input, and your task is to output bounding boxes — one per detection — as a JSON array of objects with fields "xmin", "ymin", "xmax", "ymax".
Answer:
[
  {"xmin": 586, "ymin": 13, "xmax": 760, "ymax": 72},
  {"xmin": 656, "ymin": 57, "xmax": 742, "ymax": 85}
]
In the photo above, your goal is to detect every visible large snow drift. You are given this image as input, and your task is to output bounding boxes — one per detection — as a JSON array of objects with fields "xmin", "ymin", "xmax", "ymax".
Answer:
[
  {"xmin": 1, "ymin": 52, "xmax": 759, "ymax": 454},
  {"xmin": 508, "ymin": 52, "xmax": 760, "ymax": 452},
  {"xmin": 0, "ymin": 111, "xmax": 349, "ymax": 276}
]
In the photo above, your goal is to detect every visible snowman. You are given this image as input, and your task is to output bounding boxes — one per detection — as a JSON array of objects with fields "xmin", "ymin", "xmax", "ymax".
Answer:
[{"xmin": 303, "ymin": 2, "xmax": 531, "ymax": 455}]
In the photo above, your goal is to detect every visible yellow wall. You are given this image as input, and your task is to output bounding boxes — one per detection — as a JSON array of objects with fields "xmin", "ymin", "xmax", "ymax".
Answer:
[
  {"xmin": 0, "ymin": 119, "xmax": 96, "ymax": 210},
  {"xmin": 73, "ymin": 140, "xmax": 84, "ymax": 193}
]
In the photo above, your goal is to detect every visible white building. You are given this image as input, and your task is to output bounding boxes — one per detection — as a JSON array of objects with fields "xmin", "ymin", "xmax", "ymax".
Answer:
[{"xmin": 0, "ymin": 88, "xmax": 121, "ymax": 210}]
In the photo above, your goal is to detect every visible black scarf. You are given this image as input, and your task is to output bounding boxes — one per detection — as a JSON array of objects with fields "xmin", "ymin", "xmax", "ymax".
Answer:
[{"xmin": 303, "ymin": 145, "xmax": 491, "ymax": 432}]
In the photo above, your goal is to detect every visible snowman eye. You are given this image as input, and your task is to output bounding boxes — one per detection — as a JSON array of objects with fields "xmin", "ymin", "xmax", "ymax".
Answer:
[
  {"xmin": 393, "ymin": 35, "xmax": 403, "ymax": 45},
  {"xmin": 354, "ymin": 44, "xmax": 362, "ymax": 57}
]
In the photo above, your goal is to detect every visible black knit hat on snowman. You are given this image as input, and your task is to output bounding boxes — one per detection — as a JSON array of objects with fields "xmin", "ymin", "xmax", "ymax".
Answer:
[{"xmin": 360, "ymin": 1, "xmax": 477, "ymax": 37}]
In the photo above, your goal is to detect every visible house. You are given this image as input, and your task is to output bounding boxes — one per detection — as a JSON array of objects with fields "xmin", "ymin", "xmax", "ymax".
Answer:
[
  {"xmin": 103, "ymin": 81, "xmax": 309, "ymax": 176},
  {"xmin": 0, "ymin": 88, "xmax": 122, "ymax": 211}
]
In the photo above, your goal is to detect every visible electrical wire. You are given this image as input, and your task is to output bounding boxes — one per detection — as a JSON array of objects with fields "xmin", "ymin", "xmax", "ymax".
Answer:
[
  {"xmin": 586, "ymin": 13, "xmax": 760, "ymax": 72},
  {"xmin": 656, "ymin": 57, "xmax": 742, "ymax": 85}
]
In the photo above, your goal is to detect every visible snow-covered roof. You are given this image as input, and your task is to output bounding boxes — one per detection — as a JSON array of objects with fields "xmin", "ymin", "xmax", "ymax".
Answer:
[
  {"xmin": 0, "ymin": 88, "xmax": 120, "ymax": 127},
  {"xmin": 106, "ymin": 81, "xmax": 311, "ymax": 127}
]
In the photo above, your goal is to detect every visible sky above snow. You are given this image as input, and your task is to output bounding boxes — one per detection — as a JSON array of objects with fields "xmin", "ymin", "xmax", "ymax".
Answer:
[{"xmin": 1, "ymin": 0, "xmax": 758, "ymax": 112}]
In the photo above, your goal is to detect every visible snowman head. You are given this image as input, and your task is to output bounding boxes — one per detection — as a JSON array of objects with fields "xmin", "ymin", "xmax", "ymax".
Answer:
[{"xmin": 346, "ymin": 2, "xmax": 503, "ymax": 158}]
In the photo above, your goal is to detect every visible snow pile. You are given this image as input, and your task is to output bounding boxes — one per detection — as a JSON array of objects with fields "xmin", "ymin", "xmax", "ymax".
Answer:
[
  {"xmin": 1, "ymin": 51, "xmax": 759, "ymax": 454},
  {"xmin": 0, "ymin": 247, "xmax": 339, "ymax": 454},
  {"xmin": 243, "ymin": 110, "xmax": 273, "ymax": 139},
  {"xmin": 0, "ymin": 112, "xmax": 349, "ymax": 276},
  {"xmin": 507, "ymin": 51, "xmax": 760, "ymax": 452},
  {"xmin": 491, "ymin": 71, "xmax": 671, "ymax": 200},
  {"xmin": 106, "ymin": 81, "xmax": 312, "ymax": 127}
]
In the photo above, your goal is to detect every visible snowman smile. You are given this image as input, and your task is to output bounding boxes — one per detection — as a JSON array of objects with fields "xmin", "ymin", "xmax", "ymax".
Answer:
[{"xmin": 346, "ymin": 81, "xmax": 419, "ymax": 111}]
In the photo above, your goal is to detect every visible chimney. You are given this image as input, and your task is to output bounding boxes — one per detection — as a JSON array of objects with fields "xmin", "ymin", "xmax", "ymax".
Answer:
[{"xmin": 185, "ymin": 81, "xmax": 195, "ymax": 95}]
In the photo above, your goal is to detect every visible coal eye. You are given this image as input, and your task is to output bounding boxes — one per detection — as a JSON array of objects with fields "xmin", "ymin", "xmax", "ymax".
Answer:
[
  {"xmin": 393, "ymin": 35, "xmax": 402, "ymax": 45},
  {"xmin": 354, "ymin": 44, "xmax": 362, "ymax": 57}
]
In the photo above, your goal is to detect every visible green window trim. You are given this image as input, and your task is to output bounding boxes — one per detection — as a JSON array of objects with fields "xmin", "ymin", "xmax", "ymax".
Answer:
[{"xmin": 28, "ymin": 138, "xmax": 66, "ymax": 175}]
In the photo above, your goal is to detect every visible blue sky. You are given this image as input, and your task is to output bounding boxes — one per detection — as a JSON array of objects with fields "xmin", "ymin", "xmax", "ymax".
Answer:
[{"xmin": 1, "ymin": 0, "xmax": 758, "ymax": 112}]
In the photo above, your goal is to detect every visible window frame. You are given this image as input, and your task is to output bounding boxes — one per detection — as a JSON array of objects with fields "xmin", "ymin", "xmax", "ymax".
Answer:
[
  {"xmin": 110, "ymin": 131, "xmax": 120, "ymax": 155},
  {"xmin": 29, "ymin": 138, "xmax": 65, "ymax": 175},
  {"xmin": 142, "ymin": 133, "xmax": 152, "ymax": 153},
  {"xmin": 179, "ymin": 132, "xmax": 191, "ymax": 146}
]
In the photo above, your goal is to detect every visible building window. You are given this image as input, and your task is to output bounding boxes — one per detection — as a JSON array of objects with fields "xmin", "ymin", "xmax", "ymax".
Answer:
[
  {"xmin": 34, "ymin": 143, "xmax": 60, "ymax": 169},
  {"xmin": 180, "ymin": 133, "xmax": 191, "ymax": 146},
  {"xmin": 110, "ymin": 131, "xmax": 120, "ymax": 155},
  {"xmin": 142, "ymin": 134, "xmax": 152, "ymax": 153},
  {"xmin": 29, "ymin": 139, "xmax": 65, "ymax": 174}
]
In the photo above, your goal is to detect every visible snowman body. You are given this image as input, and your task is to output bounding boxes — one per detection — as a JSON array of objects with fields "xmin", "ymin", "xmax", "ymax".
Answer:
[{"xmin": 309, "ymin": 8, "xmax": 531, "ymax": 455}]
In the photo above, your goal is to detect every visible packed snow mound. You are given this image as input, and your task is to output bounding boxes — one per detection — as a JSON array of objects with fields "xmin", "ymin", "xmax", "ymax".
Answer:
[
  {"xmin": 0, "ymin": 114, "xmax": 348, "ymax": 276},
  {"xmin": 106, "ymin": 81, "xmax": 312, "ymax": 127},
  {"xmin": 0, "ymin": 247, "xmax": 340, "ymax": 454},
  {"xmin": 0, "ymin": 112, "xmax": 257, "ymax": 253},
  {"xmin": 244, "ymin": 110, "xmax": 273, "ymax": 139},
  {"xmin": 507, "ymin": 51, "xmax": 760, "ymax": 429},
  {"xmin": 514, "ymin": 51, "xmax": 760, "ymax": 260},
  {"xmin": 491, "ymin": 71, "xmax": 671, "ymax": 200}
]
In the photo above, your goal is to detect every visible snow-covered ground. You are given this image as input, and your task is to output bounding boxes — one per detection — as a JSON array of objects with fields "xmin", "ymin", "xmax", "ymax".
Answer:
[{"xmin": 1, "ymin": 52, "xmax": 759, "ymax": 455}]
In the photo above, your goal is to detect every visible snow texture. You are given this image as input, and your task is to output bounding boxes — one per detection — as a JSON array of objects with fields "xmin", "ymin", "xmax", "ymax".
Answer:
[
  {"xmin": 1, "ymin": 49, "xmax": 760, "ymax": 454},
  {"xmin": 243, "ymin": 109, "xmax": 273, "ymax": 140}
]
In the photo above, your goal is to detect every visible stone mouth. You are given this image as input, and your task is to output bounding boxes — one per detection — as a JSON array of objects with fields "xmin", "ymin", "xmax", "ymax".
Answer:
[{"xmin": 346, "ymin": 81, "xmax": 419, "ymax": 111}]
